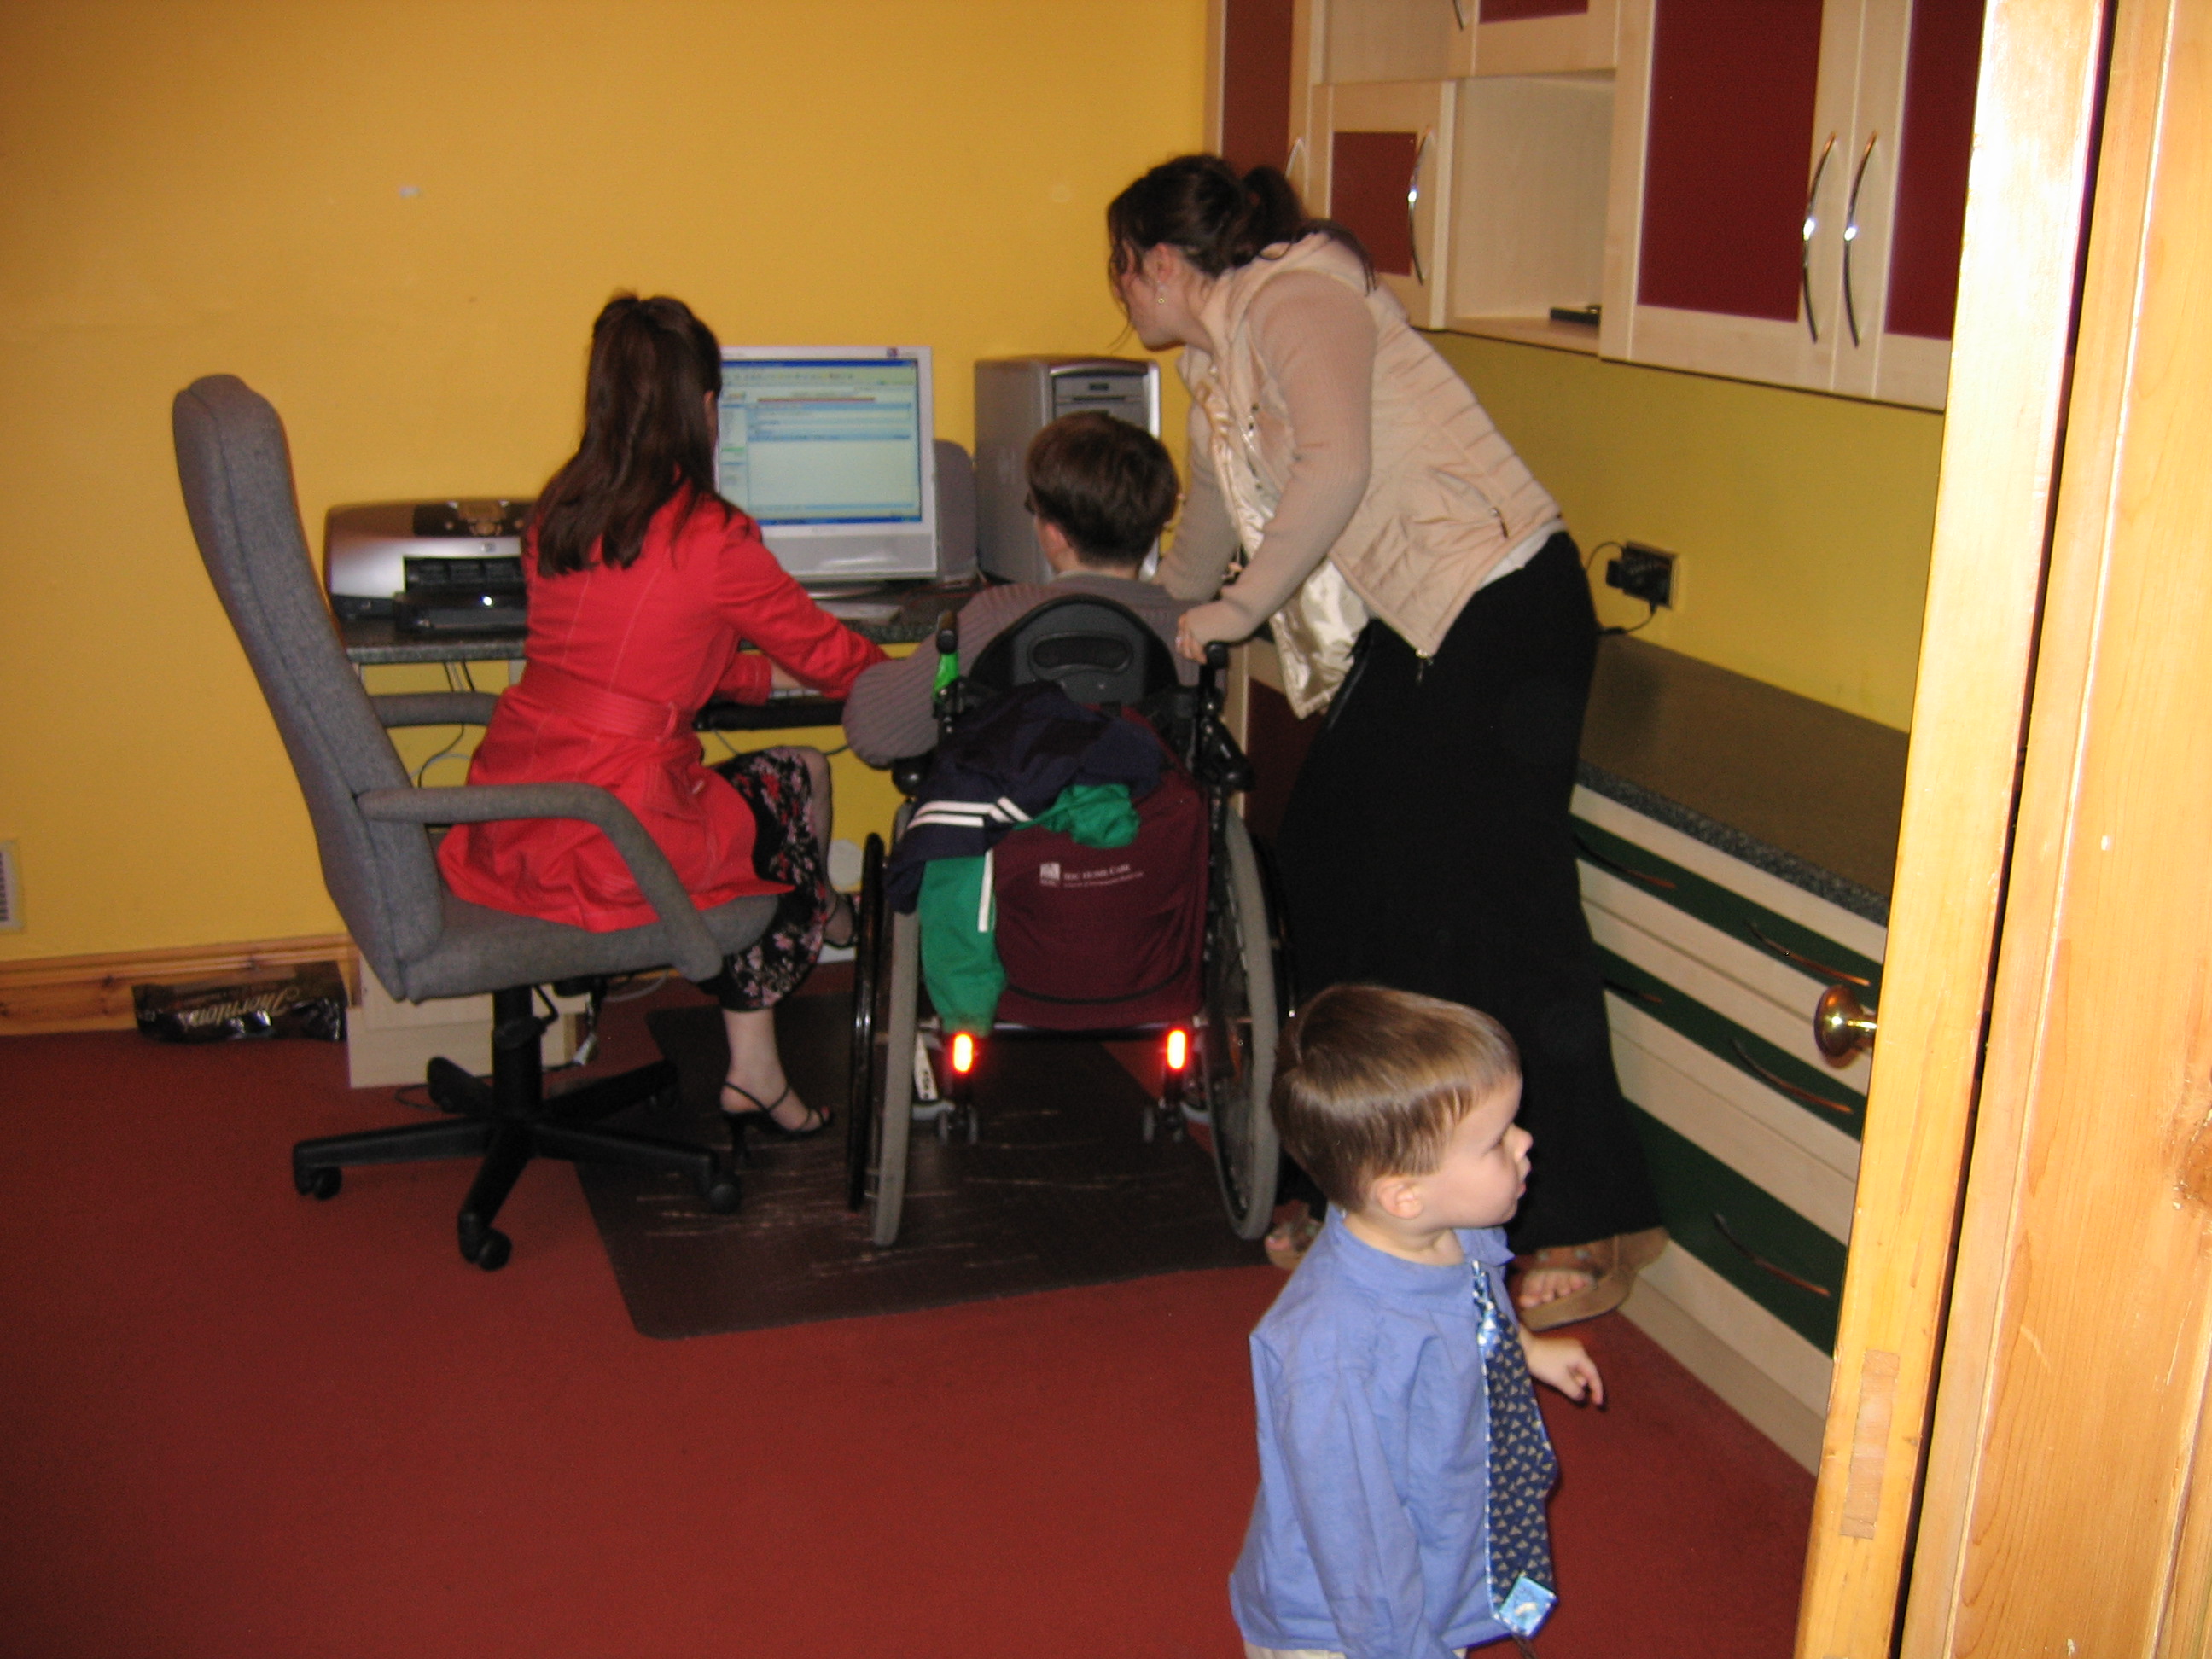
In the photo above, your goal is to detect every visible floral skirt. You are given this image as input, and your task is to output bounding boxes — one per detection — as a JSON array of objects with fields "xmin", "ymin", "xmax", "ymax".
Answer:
[{"xmin": 694, "ymin": 749, "xmax": 827, "ymax": 1012}]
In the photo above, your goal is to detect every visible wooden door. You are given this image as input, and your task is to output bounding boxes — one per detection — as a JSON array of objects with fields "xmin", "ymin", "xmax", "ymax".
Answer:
[{"xmin": 1792, "ymin": 0, "xmax": 2212, "ymax": 1650}]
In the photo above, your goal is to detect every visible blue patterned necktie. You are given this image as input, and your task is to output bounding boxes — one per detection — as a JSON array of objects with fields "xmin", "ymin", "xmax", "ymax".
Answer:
[{"xmin": 1470, "ymin": 1258, "xmax": 1559, "ymax": 1640}]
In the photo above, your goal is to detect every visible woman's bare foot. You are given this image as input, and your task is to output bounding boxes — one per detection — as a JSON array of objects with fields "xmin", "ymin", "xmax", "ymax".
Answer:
[
  {"xmin": 1514, "ymin": 1263, "xmax": 1597, "ymax": 1308},
  {"xmin": 719, "ymin": 1077, "xmax": 829, "ymax": 1135},
  {"xmin": 718, "ymin": 1006, "xmax": 827, "ymax": 1135}
]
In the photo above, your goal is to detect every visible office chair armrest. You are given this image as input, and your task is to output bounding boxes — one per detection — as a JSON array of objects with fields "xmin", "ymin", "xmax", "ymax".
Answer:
[
  {"xmin": 356, "ymin": 782, "xmax": 727, "ymax": 981},
  {"xmin": 370, "ymin": 691, "xmax": 503, "ymax": 728}
]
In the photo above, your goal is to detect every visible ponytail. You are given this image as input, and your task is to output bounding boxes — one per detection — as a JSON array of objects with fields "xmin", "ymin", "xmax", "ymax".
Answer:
[{"xmin": 1106, "ymin": 154, "xmax": 1374, "ymax": 285}]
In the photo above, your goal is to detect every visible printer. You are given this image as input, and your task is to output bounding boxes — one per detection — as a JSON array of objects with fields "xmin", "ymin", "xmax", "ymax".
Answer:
[{"xmin": 324, "ymin": 498, "xmax": 534, "ymax": 635}]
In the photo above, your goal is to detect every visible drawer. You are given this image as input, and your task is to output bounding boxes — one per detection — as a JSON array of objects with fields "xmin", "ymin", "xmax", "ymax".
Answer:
[
  {"xmin": 1575, "ymin": 812, "xmax": 1884, "ymax": 1005},
  {"xmin": 1631, "ymin": 1108, "xmax": 1847, "ymax": 1353},
  {"xmin": 1593, "ymin": 934, "xmax": 1867, "ymax": 1137},
  {"xmin": 1610, "ymin": 1004, "xmax": 1859, "ymax": 1243}
]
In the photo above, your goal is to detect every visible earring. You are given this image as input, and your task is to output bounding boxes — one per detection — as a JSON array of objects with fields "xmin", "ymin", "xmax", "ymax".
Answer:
[{"xmin": 1155, "ymin": 285, "xmax": 1167, "ymax": 303}]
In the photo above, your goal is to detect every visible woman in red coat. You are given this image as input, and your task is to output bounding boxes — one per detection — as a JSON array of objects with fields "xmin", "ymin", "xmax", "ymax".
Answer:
[{"xmin": 440, "ymin": 294, "xmax": 885, "ymax": 1140}]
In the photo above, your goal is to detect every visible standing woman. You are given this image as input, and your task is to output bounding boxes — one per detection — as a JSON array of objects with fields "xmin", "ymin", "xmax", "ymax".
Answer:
[
  {"xmin": 1108, "ymin": 156, "xmax": 1663, "ymax": 1326},
  {"xmin": 439, "ymin": 295, "xmax": 885, "ymax": 1144}
]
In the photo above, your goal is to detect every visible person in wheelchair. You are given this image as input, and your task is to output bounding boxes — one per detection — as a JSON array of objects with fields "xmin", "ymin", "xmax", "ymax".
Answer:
[
  {"xmin": 841, "ymin": 410, "xmax": 1193, "ymax": 768},
  {"xmin": 839, "ymin": 412, "xmax": 1287, "ymax": 1249}
]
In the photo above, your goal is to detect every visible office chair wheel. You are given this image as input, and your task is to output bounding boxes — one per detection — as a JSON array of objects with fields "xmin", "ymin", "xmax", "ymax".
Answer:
[
  {"xmin": 465, "ymin": 1228, "xmax": 512, "ymax": 1271},
  {"xmin": 295, "ymin": 1164, "xmax": 341, "ymax": 1201},
  {"xmin": 700, "ymin": 1170, "xmax": 742, "ymax": 1214}
]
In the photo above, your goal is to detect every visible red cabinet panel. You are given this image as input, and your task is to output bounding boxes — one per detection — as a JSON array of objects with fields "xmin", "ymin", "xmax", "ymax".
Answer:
[
  {"xmin": 1481, "ymin": 0, "xmax": 1590, "ymax": 18},
  {"xmin": 1636, "ymin": 0, "xmax": 1825, "ymax": 323},
  {"xmin": 1222, "ymin": 0, "xmax": 1298, "ymax": 177},
  {"xmin": 1332, "ymin": 130, "xmax": 1422, "ymax": 276},
  {"xmin": 1885, "ymin": 0, "xmax": 1985, "ymax": 341}
]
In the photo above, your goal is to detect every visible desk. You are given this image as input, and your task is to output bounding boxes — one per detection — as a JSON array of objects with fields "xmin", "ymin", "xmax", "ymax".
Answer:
[{"xmin": 337, "ymin": 579, "xmax": 983, "ymax": 733}]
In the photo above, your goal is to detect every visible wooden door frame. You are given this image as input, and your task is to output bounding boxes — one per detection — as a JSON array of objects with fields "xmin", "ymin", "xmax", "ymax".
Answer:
[{"xmin": 1795, "ymin": 2, "xmax": 2110, "ymax": 1654}]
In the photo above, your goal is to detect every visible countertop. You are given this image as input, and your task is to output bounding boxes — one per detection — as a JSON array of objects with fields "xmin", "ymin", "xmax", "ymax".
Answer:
[{"xmin": 1578, "ymin": 637, "xmax": 1907, "ymax": 923}]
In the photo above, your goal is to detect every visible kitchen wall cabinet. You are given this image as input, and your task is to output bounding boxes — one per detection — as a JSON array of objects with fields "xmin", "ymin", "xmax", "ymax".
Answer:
[
  {"xmin": 1321, "ymin": 0, "xmax": 1620, "ymax": 80},
  {"xmin": 1296, "ymin": 0, "xmax": 1980, "ymax": 406},
  {"xmin": 1601, "ymin": 0, "xmax": 1982, "ymax": 408},
  {"xmin": 1315, "ymin": 79, "xmax": 1459, "ymax": 328}
]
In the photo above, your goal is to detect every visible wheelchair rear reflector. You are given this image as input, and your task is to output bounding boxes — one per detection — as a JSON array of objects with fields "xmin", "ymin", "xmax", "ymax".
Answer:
[
  {"xmin": 949, "ymin": 1032, "xmax": 977, "ymax": 1074},
  {"xmin": 1166, "ymin": 1028, "xmax": 1189, "ymax": 1072}
]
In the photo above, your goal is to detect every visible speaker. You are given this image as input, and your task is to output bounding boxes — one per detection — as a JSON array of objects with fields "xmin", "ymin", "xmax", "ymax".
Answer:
[{"xmin": 933, "ymin": 438, "xmax": 977, "ymax": 581}]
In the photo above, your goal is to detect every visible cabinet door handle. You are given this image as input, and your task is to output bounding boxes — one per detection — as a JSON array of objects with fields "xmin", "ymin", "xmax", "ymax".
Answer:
[
  {"xmin": 1714, "ymin": 1211, "xmax": 1834, "ymax": 1297},
  {"xmin": 1843, "ymin": 131, "xmax": 1878, "ymax": 347},
  {"xmin": 1730, "ymin": 1039, "xmax": 1858, "ymax": 1117},
  {"xmin": 1447, "ymin": 0, "xmax": 1469, "ymax": 28},
  {"xmin": 1801, "ymin": 133, "xmax": 1837, "ymax": 343},
  {"xmin": 1406, "ymin": 129, "xmax": 1434, "ymax": 287},
  {"xmin": 1286, "ymin": 135, "xmax": 1307, "ymax": 195},
  {"xmin": 1575, "ymin": 834, "xmax": 1677, "ymax": 891},
  {"xmin": 1743, "ymin": 918, "xmax": 1871, "ymax": 987}
]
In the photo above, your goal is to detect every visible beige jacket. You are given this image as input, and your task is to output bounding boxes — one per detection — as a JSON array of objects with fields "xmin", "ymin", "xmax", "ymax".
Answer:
[{"xmin": 1165, "ymin": 236, "xmax": 1560, "ymax": 667}]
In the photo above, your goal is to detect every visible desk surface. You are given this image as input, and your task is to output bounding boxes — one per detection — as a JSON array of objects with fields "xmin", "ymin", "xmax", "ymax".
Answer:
[{"xmin": 336, "ymin": 579, "xmax": 984, "ymax": 667}]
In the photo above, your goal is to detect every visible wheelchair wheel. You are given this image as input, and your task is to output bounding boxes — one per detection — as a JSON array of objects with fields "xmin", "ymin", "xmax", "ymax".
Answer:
[
  {"xmin": 843, "ymin": 835, "xmax": 886, "ymax": 1212},
  {"xmin": 1202, "ymin": 810, "xmax": 1281, "ymax": 1239},
  {"xmin": 868, "ymin": 904, "xmax": 922, "ymax": 1248}
]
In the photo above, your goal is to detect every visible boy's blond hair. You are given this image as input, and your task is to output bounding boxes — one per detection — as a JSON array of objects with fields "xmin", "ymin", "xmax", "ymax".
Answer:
[{"xmin": 1270, "ymin": 984, "xmax": 1520, "ymax": 1214}]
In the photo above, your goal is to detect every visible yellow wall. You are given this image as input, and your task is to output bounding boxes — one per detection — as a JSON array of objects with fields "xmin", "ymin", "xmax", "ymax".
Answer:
[
  {"xmin": 0, "ymin": 0, "xmax": 1205, "ymax": 962},
  {"xmin": 1430, "ymin": 335, "xmax": 1942, "ymax": 731}
]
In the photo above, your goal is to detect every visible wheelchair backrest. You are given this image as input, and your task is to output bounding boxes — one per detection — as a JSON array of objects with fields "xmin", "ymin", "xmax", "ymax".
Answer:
[{"xmin": 963, "ymin": 597, "xmax": 1180, "ymax": 710}]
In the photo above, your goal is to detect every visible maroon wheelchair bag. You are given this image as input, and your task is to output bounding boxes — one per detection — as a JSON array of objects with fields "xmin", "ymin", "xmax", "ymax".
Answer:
[{"xmin": 991, "ymin": 761, "xmax": 1208, "ymax": 1030}]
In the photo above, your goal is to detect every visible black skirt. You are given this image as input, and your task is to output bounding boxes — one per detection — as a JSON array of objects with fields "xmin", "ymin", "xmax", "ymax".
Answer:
[{"xmin": 1274, "ymin": 533, "xmax": 1661, "ymax": 1251}]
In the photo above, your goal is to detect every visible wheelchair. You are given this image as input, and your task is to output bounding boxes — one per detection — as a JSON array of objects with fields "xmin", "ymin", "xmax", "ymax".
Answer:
[{"xmin": 842, "ymin": 597, "xmax": 1287, "ymax": 1249}]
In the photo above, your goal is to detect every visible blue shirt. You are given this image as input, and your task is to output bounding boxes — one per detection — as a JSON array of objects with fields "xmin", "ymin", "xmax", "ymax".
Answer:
[{"xmin": 1229, "ymin": 1210, "xmax": 1534, "ymax": 1659}]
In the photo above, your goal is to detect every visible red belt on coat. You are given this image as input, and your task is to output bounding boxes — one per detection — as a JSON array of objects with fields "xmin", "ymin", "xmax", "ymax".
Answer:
[{"xmin": 516, "ymin": 661, "xmax": 691, "ymax": 742}]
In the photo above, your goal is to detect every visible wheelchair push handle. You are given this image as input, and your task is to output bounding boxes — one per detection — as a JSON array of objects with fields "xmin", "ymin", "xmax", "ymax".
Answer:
[
  {"xmin": 934, "ymin": 610, "xmax": 961, "ymax": 661},
  {"xmin": 1203, "ymin": 641, "xmax": 1230, "ymax": 671}
]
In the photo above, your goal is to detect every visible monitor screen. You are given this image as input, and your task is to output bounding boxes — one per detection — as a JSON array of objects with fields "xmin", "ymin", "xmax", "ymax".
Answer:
[{"xmin": 716, "ymin": 346, "xmax": 938, "ymax": 583}]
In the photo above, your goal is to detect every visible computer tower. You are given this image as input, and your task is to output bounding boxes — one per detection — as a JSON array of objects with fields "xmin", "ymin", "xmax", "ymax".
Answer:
[{"xmin": 975, "ymin": 357, "xmax": 1161, "ymax": 585}]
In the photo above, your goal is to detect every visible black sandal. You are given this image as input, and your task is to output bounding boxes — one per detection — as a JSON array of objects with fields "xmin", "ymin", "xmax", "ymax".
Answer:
[{"xmin": 719, "ymin": 1080, "xmax": 831, "ymax": 1140}]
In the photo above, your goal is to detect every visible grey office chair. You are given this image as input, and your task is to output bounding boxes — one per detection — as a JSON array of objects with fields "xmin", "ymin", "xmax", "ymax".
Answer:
[{"xmin": 173, "ymin": 375, "xmax": 777, "ymax": 1270}]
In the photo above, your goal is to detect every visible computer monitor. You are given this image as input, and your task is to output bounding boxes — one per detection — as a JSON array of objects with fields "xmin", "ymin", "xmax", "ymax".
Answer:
[{"xmin": 716, "ymin": 346, "xmax": 938, "ymax": 585}]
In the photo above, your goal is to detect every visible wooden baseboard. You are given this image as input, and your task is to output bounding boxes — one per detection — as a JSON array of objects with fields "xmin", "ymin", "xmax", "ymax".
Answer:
[{"xmin": 0, "ymin": 934, "xmax": 358, "ymax": 1036}]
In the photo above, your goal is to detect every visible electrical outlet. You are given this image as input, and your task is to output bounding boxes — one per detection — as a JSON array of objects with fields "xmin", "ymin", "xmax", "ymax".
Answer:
[{"xmin": 1604, "ymin": 542, "xmax": 1678, "ymax": 609}]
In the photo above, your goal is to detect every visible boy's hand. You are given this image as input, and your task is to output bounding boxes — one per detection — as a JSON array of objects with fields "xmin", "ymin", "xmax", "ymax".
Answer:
[{"xmin": 1520, "ymin": 1330, "xmax": 1604, "ymax": 1406}]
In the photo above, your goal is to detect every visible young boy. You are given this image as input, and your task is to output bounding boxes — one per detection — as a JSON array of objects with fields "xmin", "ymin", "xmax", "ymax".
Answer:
[
  {"xmin": 841, "ymin": 410, "xmax": 1191, "ymax": 765},
  {"xmin": 1231, "ymin": 984, "xmax": 1604, "ymax": 1659}
]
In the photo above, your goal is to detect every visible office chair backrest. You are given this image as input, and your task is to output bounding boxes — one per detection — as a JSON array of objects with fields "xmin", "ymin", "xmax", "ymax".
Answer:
[
  {"xmin": 966, "ymin": 597, "xmax": 1179, "ymax": 709},
  {"xmin": 172, "ymin": 375, "xmax": 444, "ymax": 992}
]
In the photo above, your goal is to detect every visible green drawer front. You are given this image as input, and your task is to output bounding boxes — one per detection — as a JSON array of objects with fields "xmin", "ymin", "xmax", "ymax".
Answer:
[
  {"xmin": 1630, "ymin": 1105, "xmax": 1845, "ymax": 1353},
  {"xmin": 1598, "ymin": 946, "xmax": 1865, "ymax": 1138},
  {"xmin": 1574, "ymin": 814, "xmax": 1883, "ymax": 1006}
]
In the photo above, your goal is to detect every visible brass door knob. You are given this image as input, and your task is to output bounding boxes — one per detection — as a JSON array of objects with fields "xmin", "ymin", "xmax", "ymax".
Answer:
[{"xmin": 1814, "ymin": 983, "xmax": 1877, "ymax": 1060}]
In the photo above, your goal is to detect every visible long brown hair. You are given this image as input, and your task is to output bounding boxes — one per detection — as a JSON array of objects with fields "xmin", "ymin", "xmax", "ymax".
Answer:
[
  {"xmin": 1105, "ymin": 154, "xmax": 1371, "ymax": 288},
  {"xmin": 533, "ymin": 294, "xmax": 727, "ymax": 577}
]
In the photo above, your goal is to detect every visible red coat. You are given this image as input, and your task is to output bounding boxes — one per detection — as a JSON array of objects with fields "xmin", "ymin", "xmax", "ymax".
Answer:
[{"xmin": 438, "ymin": 490, "xmax": 886, "ymax": 931}]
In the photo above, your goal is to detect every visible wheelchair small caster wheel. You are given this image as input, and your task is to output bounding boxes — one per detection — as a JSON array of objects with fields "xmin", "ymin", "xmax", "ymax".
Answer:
[
  {"xmin": 1141, "ymin": 1106, "xmax": 1158, "ymax": 1144},
  {"xmin": 936, "ymin": 1108, "xmax": 952, "ymax": 1144},
  {"xmin": 964, "ymin": 1108, "xmax": 980, "ymax": 1146},
  {"xmin": 295, "ymin": 1165, "xmax": 341, "ymax": 1200},
  {"xmin": 701, "ymin": 1174, "xmax": 741, "ymax": 1214},
  {"xmin": 467, "ymin": 1229, "xmax": 511, "ymax": 1272}
]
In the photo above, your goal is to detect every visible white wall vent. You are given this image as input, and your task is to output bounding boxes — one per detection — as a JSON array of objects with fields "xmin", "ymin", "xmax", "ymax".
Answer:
[{"xmin": 0, "ymin": 841, "xmax": 20, "ymax": 931}]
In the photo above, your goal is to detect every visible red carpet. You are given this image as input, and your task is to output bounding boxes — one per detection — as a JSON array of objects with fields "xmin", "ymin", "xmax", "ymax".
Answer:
[{"xmin": 0, "ymin": 990, "xmax": 1810, "ymax": 1657}]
